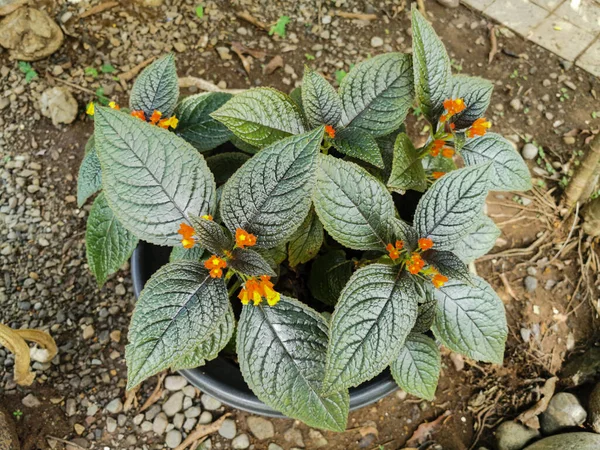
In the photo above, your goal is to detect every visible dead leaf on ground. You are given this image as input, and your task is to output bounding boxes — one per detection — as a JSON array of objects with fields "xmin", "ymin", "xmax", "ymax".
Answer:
[
  {"xmin": 263, "ymin": 55, "xmax": 283, "ymax": 75},
  {"xmin": 516, "ymin": 376, "xmax": 557, "ymax": 429},
  {"xmin": 406, "ymin": 410, "xmax": 452, "ymax": 447},
  {"xmin": 80, "ymin": 1, "xmax": 119, "ymax": 18}
]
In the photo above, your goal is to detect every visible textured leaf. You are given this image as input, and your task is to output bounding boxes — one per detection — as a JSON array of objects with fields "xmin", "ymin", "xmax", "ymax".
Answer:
[
  {"xmin": 422, "ymin": 250, "xmax": 471, "ymax": 284},
  {"xmin": 386, "ymin": 216, "xmax": 419, "ymax": 251},
  {"xmin": 220, "ymin": 128, "xmax": 323, "ymax": 248},
  {"xmin": 333, "ymin": 128, "xmax": 384, "ymax": 168},
  {"xmin": 313, "ymin": 155, "xmax": 395, "ymax": 250},
  {"xmin": 414, "ymin": 164, "xmax": 491, "ymax": 250},
  {"xmin": 302, "ymin": 67, "xmax": 342, "ymax": 127},
  {"xmin": 229, "ymin": 248, "xmax": 276, "ymax": 277},
  {"xmin": 422, "ymin": 152, "xmax": 457, "ymax": 173},
  {"xmin": 169, "ymin": 245, "xmax": 204, "ymax": 262},
  {"xmin": 339, "ymin": 53, "xmax": 414, "ymax": 137},
  {"xmin": 126, "ymin": 261, "xmax": 229, "ymax": 389},
  {"xmin": 129, "ymin": 54, "xmax": 179, "ymax": 117},
  {"xmin": 77, "ymin": 137, "xmax": 102, "ymax": 207},
  {"xmin": 377, "ymin": 129, "xmax": 401, "ymax": 181},
  {"xmin": 206, "ymin": 152, "xmax": 250, "ymax": 185},
  {"xmin": 289, "ymin": 86, "xmax": 304, "ymax": 113},
  {"xmin": 94, "ymin": 107, "xmax": 216, "ymax": 246},
  {"xmin": 413, "ymin": 293, "xmax": 436, "ymax": 333},
  {"xmin": 175, "ymin": 92, "xmax": 233, "ymax": 152},
  {"xmin": 432, "ymin": 275, "xmax": 507, "ymax": 364},
  {"xmin": 391, "ymin": 333, "xmax": 441, "ymax": 400},
  {"xmin": 211, "ymin": 88, "xmax": 306, "ymax": 148},
  {"xmin": 189, "ymin": 216, "xmax": 233, "ymax": 256},
  {"xmin": 231, "ymin": 135, "xmax": 260, "ymax": 154},
  {"xmin": 171, "ymin": 304, "xmax": 234, "ymax": 371},
  {"xmin": 288, "ymin": 209, "xmax": 324, "ymax": 267},
  {"xmin": 308, "ymin": 250, "xmax": 353, "ymax": 306},
  {"xmin": 461, "ymin": 133, "xmax": 532, "ymax": 192},
  {"xmin": 452, "ymin": 215, "xmax": 500, "ymax": 263},
  {"xmin": 411, "ymin": 8, "xmax": 451, "ymax": 124},
  {"xmin": 237, "ymin": 296, "xmax": 349, "ymax": 432},
  {"xmin": 387, "ymin": 132, "xmax": 427, "ymax": 193},
  {"xmin": 256, "ymin": 243, "xmax": 287, "ymax": 270},
  {"xmin": 85, "ymin": 193, "xmax": 138, "ymax": 286},
  {"xmin": 323, "ymin": 264, "xmax": 419, "ymax": 392},
  {"xmin": 447, "ymin": 75, "xmax": 493, "ymax": 130}
]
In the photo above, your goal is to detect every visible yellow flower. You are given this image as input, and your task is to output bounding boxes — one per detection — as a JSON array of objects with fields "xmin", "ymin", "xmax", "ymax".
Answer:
[
  {"xmin": 108, "ymin": 101, "xmax": 120, "ymax": 110},
  {"xmin": 86, "ymin": 102, "xmax": 95, "ymax": 116}
]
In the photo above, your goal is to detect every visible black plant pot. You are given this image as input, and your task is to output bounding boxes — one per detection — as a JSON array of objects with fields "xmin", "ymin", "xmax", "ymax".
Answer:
[{"xmin": 131, "ymin": 241, "xmax": 397, "ymax": 418}]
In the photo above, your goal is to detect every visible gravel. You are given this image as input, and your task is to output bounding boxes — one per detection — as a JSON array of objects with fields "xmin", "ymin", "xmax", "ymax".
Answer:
[
  {"xmin": 522, "ymin": 143, "xmax": 539, "ymax": 160},
  {"xmin": 163, "ymin": 391, "xmax": 185, "ymax": 417},
  {"xmin": 232, "ymin": 433, "xmax": 251, "ymax": 449},
  {"xmin": 524, "ymin": 276, "xmax": 538, "ymax": 292},
  {"xmin": 218, "ymin": 418, "xmax": 237, "ymax": 439},
  {"xmin": 165, "ymin": 429, "xmax": 183, "ymax": 448},
  {"xmin": 540, "ymin": 393, "xmax": 587, "ymax": 434},
  {"xmin": 495, "ymin": 421, "xmax": 540, "ymax": 450},
  {"xmin": 247, "ymin": 416, "xmax": 275, "ymax": 439},
  {"xmin": 165, "ymin": 375, "xmax": 188, "ymax": 391},
  {"xmin": 201, "ymin": 393, "xmax": 222, "ymax": 411}
]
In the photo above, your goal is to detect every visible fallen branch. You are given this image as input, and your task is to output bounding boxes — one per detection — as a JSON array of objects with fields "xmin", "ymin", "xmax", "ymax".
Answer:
[
  {"xmin": 80, "ymin": 1, "xmax": 119, "ymax": 18},
  {"xmin": 139, "ymin": 371, "xmax": 167, "ymax": 412},
  {"xmin": 499, "ymin": 273, "xmax": 518, "ymax": 301},
  {"xmin": 336, "ymin": 11, "xmax": 378, "ymax": 21},
  {"xmin": 175, "ymin": 413, "xmax": 231, "ymax": 450},
  {"xmin": 119, "ymin": 57, "xmax": 156, "ymax": 82},
  {"xmin": 236, "ymin": 11, "xmax": 269, "ymax": 32},
  {"xmin": 50, "ymin": 76, "xmax": 97, "ymax": 96},
  {"xmin": 563, "ymin": 133, "xmax": 600, "ymax": 209},
  {"xmin": 178, "ymin": 77, "xmax": 245, "ymax": 94}
]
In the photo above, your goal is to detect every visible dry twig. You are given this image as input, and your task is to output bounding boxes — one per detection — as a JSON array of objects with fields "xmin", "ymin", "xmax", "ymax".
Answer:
[
  {"xmin": 139, "ymin": 371, "xmax": 167, "ymax": 412},
  {"xmin": 564, "ymin": 133, "xmax": 600, "ymax": 208},
  {"xmin": 119, "ymin": 57, "xmax": 156, "ymax": 82},
  {"xmin": 488, "ymin": 25, "xmax": 498, "ymax": 64},
  {"xmin": 236, "ymin": 11, "xmax": 269, "ymax": 32},
  {"xmin": 80, "ymin": 1, "xmax": 118, "ymax": 18},
  {"xmin": 336, "ymin": 11, "xmax": 378, "ymax": 20},
  {"xmin": 123, "ymin": 385, "xmax": 140, "ymax": 412},
  {"xmin": 175, "ymin": 413, "xmax": 231, "ymax": 450},
  {"xmin": 516, "ymin": 377, "xmax": 557, "ymax": 429},
  {"xmin": 178, "ymin": 77, "xmax": 244, "ymax": 94}
]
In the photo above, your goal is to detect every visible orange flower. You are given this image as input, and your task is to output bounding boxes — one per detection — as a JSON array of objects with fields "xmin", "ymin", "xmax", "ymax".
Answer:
[
  {"xmin": 131, "ymin": 110, "xmax": 146, "ymax": 121},
  {"xmin": 201, "ymin": 214, "xmax": 213, "ymax": 221},
  {"xmin": 432, "ymin": 273, "xmax": 449, "ymax": 289},
  {"xmin": 204, "ymin": 256, "xmax": 227, "ymax": 278},
  {"xmin": 418, "ymin": 238, "xmax": 434, "ymax": 251},
  {"xmin": 324, "ymin": 125, "xmax": 336, "ymax": 139},
  {"xmin": 150, "ymin": 110, "xmax": 162, "ymax": 125},
  {"xmin": 238, "ymin": 278, "xmax": 263, "ymax": 305},
  {"xmin": 442, "ymin": 98, "xmax": 466, "ymax": 118},
  {"xmin": 432, "ymin": 171, "xmax": 445, "ymax": 180},
  {"xmin": 209, "ymin": 268, "xmax": 223, "ymax": 278},
  {"xmin": 449, "ymin": 123, "xmax": 456, "ymax": 131},
  {"xmin": 235, "ymin": 228, "xmax": 257, "ymax": 248},
  {"xmin": 466, "ymin": 118, "xmax": 491, "ymax": 138},
  {"xmin": 108, "ymin": 101, "xmax": 120, "ymax": 110},
  {"xmin": 430, "ymin": 139, "xmax": 445, "ymax": 157},
  {"xmin": 386, "ymin": 240, "xmax": 404, "ymax": 261},
  {"xmin": 441, "ymin": 148, "xmax": 454, "ymax": 158},
  {"xmin": 158, "ymin": 116, "xmax": 179, "ymax": 129},
  {"xmin": 178, "ymin": 222, "xmax": 195, "ymax": 248},
  {"xmin": 260, "ymin": 275, "xmax": 280, "ymax": 306},
  {"xmin": 407, "ymin": 253, "xmax": 425, "ymax": 275}
]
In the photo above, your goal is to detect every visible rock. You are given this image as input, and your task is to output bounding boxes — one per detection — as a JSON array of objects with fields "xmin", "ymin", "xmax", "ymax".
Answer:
[
  {"xmin": 524, "ymin": 276, "xmax": 538, "ymax": 292},
  {"xmin": 564, "ymin": 81, "xmax": 576, "ymax": 91},
  {"xmin": 308, "ymin": 429, "xmax": 328, "ymax": 447},
  {"xmin": 173, "ymin": 42, "xmax": 186, "ymax": 52},
  {"xmin": 219, "ymin": 418, "xmax": 237, "ymax": 439},
  {"xmin": 582, "ymin": 198, "xmax": 600, "ymax": 238},
  {"xmin": 0, "ymin": 7, "xmax": 64, "ymax": 60},
  {"xmin": 153, "ymin": 412, "xmax": 168, "ymax": 435},
  {"xmin": 563, "ymin": 136, "xmax": 575, "ymax": 145},
  {"xmin": 436, "ymin": 0, "xmax": 459, "ymax": 6},
  {"xmin": 589, "ymin": 382, "xmax": 600, "ymax": 433},
  {"xmin": 0, "ymin": 407, "xmax": 19, "ymax": 450},
  {"xmin": 39, "ymin": 87, "xmax": 78, "ymax": 127},
  {"xmin": 106, "ymin": 417, "xmax": 117, "ymax": 433},
  {"xmin": 268, "ymin": 445, "xmax": 284, "ymax": 450},
  {"xmin": 510, "ymin": 98, "xmax": 523, "ymax": 111},
  {"xmin": 495, "ymin": 421, "xmax": 540, "ymax": 450},
  {"xmin": 232, "ymin": 434, "xmax": 250, "ymax": 449},
  {"xmin": 540, "ymin": 393, "xmax": 586, "ymax": 434},
  {"xmin": 105, "ymin": 398, "xmax": 123, "ymax": 414},
  {"xmin": 284, "ymin": 427, "xmax": 304, "ymax": 447},
  {"xmin": 522, "ymin": 143, "xmax": 538, "ymax": 160},
  {"xmin": 22, "ymin": 393, "xmax": 41, "ymax": 407},
  {"xmin": 173, "ymin": 413, "xmax": 185, "ymax": 429},
  {"xmin": 74, "ymin": 423, "xmax": 85, "ymax": 435},
  {"xmin": 370, "ymin": 36, "xmax": 383, "ymax": 47},
  {"xmin": 198, "ymin": 411, "xmax": 212, "ymax": 424},
  {"xmin": 184, "ymin": 406, "xmax": 201, "ymax": 418},
  {"xmin": 200, "ymin": 394, "xmax": 221, "ymax": 411},
  {"xmin": 247, "ymin": 416, "xmax": 275, "ymax": 439},
  {"xmin": 216, "ymin": 46, "xmax": 232, "ymax": 60},
  {"xmin": 163, "ymin": 392, "xmax": 184, "ymax": 417},
  {"xmin": 165, "ymin": 375, "xmax": 188, "ymax": 391},
  {"xmin": 134, "ymin": 0, "xmax": 163, "ymax": 5},
  {"xmin": 522, "ymin": 432, "xmax": 600, "ymax": 450},
  {"xmin": 165, "ymin": 429, "xmax": 182, "ymax": 448}
]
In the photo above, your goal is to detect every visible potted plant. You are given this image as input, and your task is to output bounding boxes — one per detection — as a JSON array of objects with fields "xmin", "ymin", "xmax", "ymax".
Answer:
[{"xmin": 78, "ymin": 8, "xmax": 531, "ymax": 431}]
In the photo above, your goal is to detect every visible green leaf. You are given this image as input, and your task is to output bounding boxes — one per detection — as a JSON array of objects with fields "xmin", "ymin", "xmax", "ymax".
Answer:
[
  {"xmin": 432, "ymin": 275, "xmax": 507, "ymax": 364},
  {"xmin": 169, "ymin": 245, "xmax": 204, "ymax": 262},
  {"xmin": 211, "ymin": 88, "xmax": 306, "ymax": 148},
  {"xmin": 230, "ymin": 135, "xmax": 260, "ymax": 154},
  {"xmin": 129, "ymin": 54, "xmax": 179, "ymax": 117},
  {"xmin": 126, "ymin": 261, "xmax": 229, "ymax": 389},
  {"xmin": 288, "ymin": 209, "xmax": 324, "ymax": 267},
  {"xmin": 422, "ymin": 250, "xmax": 471, "ymax": 284},
  {"xmin": 313, "ymin": 154, "xmax": 394, "ymax": 250},
  {"xmin": 323, "ymin": 264, "xmax": 418, "ymax": 393},
  {"xmin": 289, "ymin": 86, "xmax": 304, "ymax": 113},
  {"xmin": 333, "ymin": 128, "xmax": 384, "ymax": 168},
  {"xmin": 256, "ymin": 244, "xmax": 287, "ymax": 270},
  {"xmin": 447, "ymin": 75, "xmax": 493, "ymax": 130},
  {"xmin": 85, "ymin": 193, "xmax": 138, "ymax": 286},
  {"xmin": 220, "ymin": 128, "xmax": 323, "ymax": 248},
  {"xmin": 206, "ymin": 152, "xmax": 250, "ymax": 185},
  {"xmin": 77, "ymin": 137, "xmax": 102, "ymax": 207},
  {"xmin": 94, "ymin": 107, "xmax": 216, "ymax": 246},
  {"xmin": 308, "ymin": 250, "xmax": 353, "ymax": 306},
  {"xmin": 411, "ymin": 8, "xmax": 451, "ymax": 124},
  {"xmin": 391, "ymin": 333, "xmax": 441, "ymax": 401},
  {"xmin": 452, "ymin": 215, "xmax": 500, "ymax": 263},
  {"xmin": 171, "ymin": 304, "xmax": 234, "ymax": 371},
  {"xmin": 101, "ymin": 64, "xmax": 116, "ymax": 74},
  {"xmin": 461, "ymin": 133, "xmax": 532, "ymax": 192},
  {"xmin": 237, "ymin": 296, "xmax": 349, "ymax": 432},
  {"xmin": 175, "ymin": 92, "xmax": 233, "ymax": 152},
  {"xmin": 387, "ymin": 216, "xmax": 419, "ymax": 251},
  {"xmin": 229, "ymin": 248, "xmax": 276, "ymax": 277},
  {"xmin": 189, "ymin": 216, "xmax": 233, "ymax": 256},
  {"xmin": 301, "ymin": 67, "xmax": 342, "ymax": 127},
  {"xmin": 414, "ymin": 164, "xmax": 491, "ymax": 251},
  {"xmin": 376, "ymin": 128, "xmax": 402, "ymax": 181},
  {"xmin": 339, "ymin": 53, "xmax": 413, "ymax": 137},
  {"xmin": 85, "ymin": 67, "xmax": 98, "ymax": 78},
  {"xmin": 195, "ymin": 5, "xmax": 204, "ymax": 18},
  {"xmin": 413, "ymin": 293, "xmax": 436, "ymax": 333},
  {"xmin": 387, "ymin": 132, "xmax": 427, "ymax": 193},
  {"xmin": 422, "ymin": 152, "xmax": 457, "ymax": 173},
  {"xmin": 269, "ymin": 15, "xmax": 290, "ymax": 37}
]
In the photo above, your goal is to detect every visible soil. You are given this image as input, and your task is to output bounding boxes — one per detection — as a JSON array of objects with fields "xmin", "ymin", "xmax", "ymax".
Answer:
[{"xmin": 1, "ymin": 1, "xmax": 599, "ymax": 449}]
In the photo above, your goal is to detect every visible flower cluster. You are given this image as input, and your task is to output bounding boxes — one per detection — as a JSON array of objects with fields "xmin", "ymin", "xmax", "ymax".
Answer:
[
  {"xmin": 132, "ymin": 109, "xmax": 179, "ymax": 130},
  {"xmin": 385, "ymin": 241, "xmax": 404, "ymax": 260},
  {"xmin": 235, "ymin": 228, "xmax": 257, "ymax": 248},
  {"xmin": 204, "ymin": 255, "xmax": 227, "ymax": 278},
  {"xmin": 238, "ymin": 275, "xmax": 280, "ymax": 306},
  {"xmin": 385, "ymin": 237, "xmax": 448, "ymax": 288},
  {"xmin": 324, "ymin": 125, "xmax": 336, "ymax": 139},
  {"xmin": 440, "ymin": 98, "xmax": 465, "ymax": 123},
  {"xmin": 429, "ymin": 139, "xmax": 454, "ymax": 159},
  {"xmin": 466, "ymin": 117, "xmax": 492, "ymax": 138},
  {"xmin": 178, "ymin": 223, "xmax": 196, "ymax": 249}
]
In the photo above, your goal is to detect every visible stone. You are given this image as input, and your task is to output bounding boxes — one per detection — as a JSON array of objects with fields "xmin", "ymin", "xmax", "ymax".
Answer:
[
  {"xmin": 173, "ymin": 412, "xmax": 185, "ymax": 429},
  {"xmin": 74, "ymin": 423, "xmax": 85, "ymax": 435},
  {"xmin": 522, "ymin": 432, "xmax": 600, "ymax": 450},
  {"xmin": 540, "ymin": 393, "xmax": 586, "ymax": 434},
  {"xmin": 185, "ymin": 406, "xmax": 201, "ymax": 418},
  {"xmin": 134, "ymin": 0, "xmax": 163, "ymax": 5},
  {"xmin": 106, "ymin": 417, "xmax": 117, "ymax": 433},
  {"xmin": 216, "ymin": 46, "xmax": 232, "ymax": 60},
  {"xmin": 0, "ymin": 7, "xmax": 64, "ymax": 60},
  {"xmin": 218, "ymin": 418, "xmax": 237, "ymax": 439},
  {"xmin": 163, "ymin": 392, "xmax": 184, "ymax": 417},
  {"xmin": 522, "ymin": 143, "xmax": 538, "ymax": 160},
  {"xmin": 165, "ymin": 375, "xmax": 188, "ymax": 391},
  {"xmin": 308, "ymin": 429, "xmax": 328, "ymax": 447},
  {"xmin": 165, "ymin": 429, "xmax": 182, "ymax": 448},
  {"xmin": 145, "ymin": 404, "xmax": 161, "ymax": 421},
  {"xmin": 200, "ymin": 394, "xmax": 222, "ymax": 410},
  {"xmin": 247, "ymin": 416, "xmax": 275, "ymax": 439},
  {"xmin": 510, "ymin": 98, "xmax": 523, "ymax": 111},
  {"xmin": 141, "ymin": 421, "xmax": 153, "ymax": 432},
  {"xmin": 198, "ymin": 411, "xmax": 212, "ymax": 424},
  {"xmin": 183, "ymin": 417, "xmax": 197, "ymax": 431},
  {"xmin": 232, "ymin": 433, "xmax": 250, "ymax": 449},
  {"xmin": 0, "ymin": 407, "xmax": 19, "ymax": 450},
  {"xmin": 436, "ymin": 0, "xmax": 459, "ymax": 6},
  {"xmin": 284, "ymin": 427, "xmax": 304, "ymax": 447},
  {"xmin": 268, "ymin": 445, "xmax": 284, "ymax": 450},
  {"xmin": 82, "ymin": 324, "xmax": 94, "ymax": 340},
  {"xmin": 370, "ymin": 36, "xmax": 383, "ymax": 47},
  {"xmin": 495, "ymin": 421, "xmax": 540, "ymax": 450},
  {"xmin": 22, "ymin": 393, "xmax": 41, "ymax": 407},
  {"xmin": 524, "ymin": 276, "xmax": 537, "ymax": 292},
  {"xmin": 153, "ymin": 412, "xmax": 168, "ymax": 435},
  {"xmin": 105, "ymin": 398, "xmax": 123, "ymax": 414},
  {"xmin": 133, "ymin": 414, "xmax": 144, "ymax": 425},
  {"xmin": 589, "ymin": 382, "xmax": 600, "ymax": 433},
  {"xmin": 582, "ymin": 199, "xmax": 600, "ymax": 238}
]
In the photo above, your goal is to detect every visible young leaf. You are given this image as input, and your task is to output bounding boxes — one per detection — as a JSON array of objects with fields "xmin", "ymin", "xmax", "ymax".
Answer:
[
  {"xmin": 339, "ymin": 53, "xmax": 414, "ymax": 137},
  {"xmin": 237, "ymin": 296, "xmax": 349, "ymax": 432},
  {"xmin": 411, "ymin": 8, "xmax": 451, "ymax": 124},
  {"xmin": 228, "ymin": 248, "xmax": 276, "ymax": 277},
  {"xmin": 323, "ymin": 264, "xmax": 418, "ymax": 393},
  {"xmin": 94, "ymin": 107, "xmax": 216, "ymax": 246},
  {"xmin": 452, "ymin": 215, "xmax": 500, "ymax": 263},
  {"xmin": 333, "ymin": 128, "xmax": 384, "ymax": 168},
  {"xmin": 461, "ymin": 133, "xmax": 532, "ymax": 192},
  {"xmin": 269, "ymin": 15, "xmax": 290, "ymax": 37},
  {"xmin": 220, "ymin": 127, "xmax": 323, "ymax": 248},
  {"xmin": 85, "ymin": 193, "xmax": 138, "ymax": 286},
  {"xmin": 206, "ymin": 152, "xmax": 250, "ymax": 185},
  {"xmin": 313, "ymin": 154, "xmax": 394, "ymax": 250},
  {"xmin": 391, "ymin": 333, "xmax": 441, "ymax": 401},
  {"xmin": 169, "ymin": 245, "xmax": 204, "ymax": 262},
  {"xmin": 288, "ymin": 209, "xmax": 324, "ymax": 267},
  {"xmin": 77, "ymin": 137, "xmax": 102, "ymax": 207},
  {"xmin": 447, "ymin": 75, "xmax": 493, "ymax": 130},
  {"xmin": 301, "ymin": 67, "xmax": 342, "ymax": 128},
  {"xmin": 432, "ymin": 275, "xmax": 507, "ymax": 364},
  {"xmin": 175, "ymin": 92, "xmax": 233, "ymax": 152},
  {"xmin": 211, "ymin": 88, "xmax": 306, "ymax": 148},
  {"xmin": 129, "ymin": 54, "xmax": 179, "ymax": 117},
  {"xmin": 308, "ymin": 250, "xmax": 353, "ymax": 306},
  {"xmin": 414, "ymin": 164, "xmax": 491, "ymax": 250},
  {"xmin": 387, "ymin": 132, "xmax": 427, "ymax": 193},
  {"xmin": 422, "ymin": 250, "xmax": 471, "ymax": 284},
  {"xmin": 126, "ymin": 261, "xmax": 229, "ymax": 389},
  {"xmin": 189, "ymin": 216, "xmax": 233, "ymax": 256}
]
